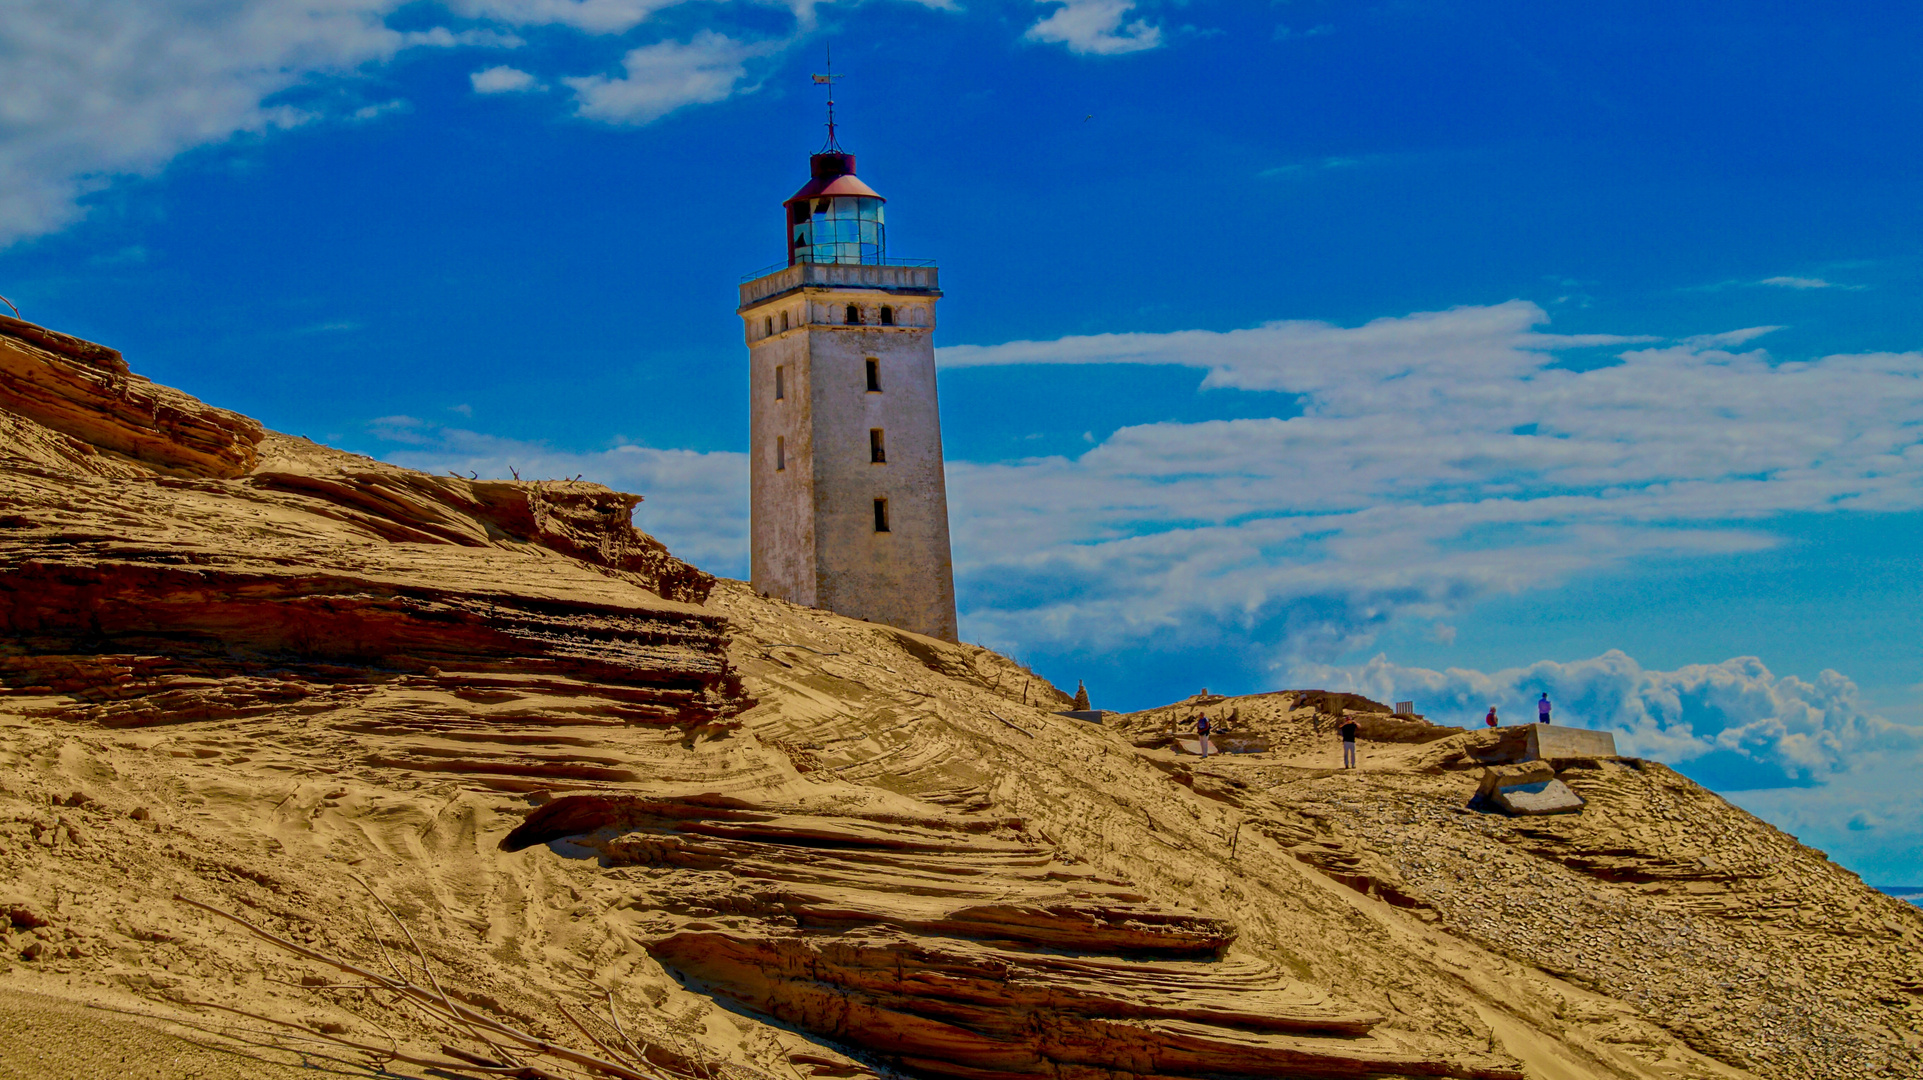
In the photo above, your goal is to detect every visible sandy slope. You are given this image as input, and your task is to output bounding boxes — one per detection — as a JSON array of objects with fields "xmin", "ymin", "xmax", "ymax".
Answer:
[{"xmin": 1, "ymin": 316, "xmax": 1919, "ymax": 1079}]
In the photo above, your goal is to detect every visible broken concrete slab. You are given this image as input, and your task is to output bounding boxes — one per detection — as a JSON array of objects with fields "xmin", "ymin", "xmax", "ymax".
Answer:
[
  {"xmin": 1476, "ymin": 761, "xmax": 1554, "ymax": 802},
  {"xmin": 1474, "ymin": 762, "xmax": 1585, "ymax": 815},
  {"xmin": 1493, "ymin": 778, "xmax": 1586, "ymax": 815}
]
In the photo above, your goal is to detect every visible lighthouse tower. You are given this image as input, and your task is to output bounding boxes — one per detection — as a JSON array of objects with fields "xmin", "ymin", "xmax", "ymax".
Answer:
[{"xmin": 737, "ymin": 149, "xmax": 958, "ymax": 641}]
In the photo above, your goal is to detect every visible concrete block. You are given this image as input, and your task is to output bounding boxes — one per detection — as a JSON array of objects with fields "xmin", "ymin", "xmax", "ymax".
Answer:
[{"xmin": 1523, "ymin": 725, "xmax": 1618, "ymax": 761}]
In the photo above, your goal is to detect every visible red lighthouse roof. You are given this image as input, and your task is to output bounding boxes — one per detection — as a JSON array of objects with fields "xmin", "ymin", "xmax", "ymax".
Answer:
[{"xmin": 784, "ymin": 153, "xmax": 884, "ymax": 206}]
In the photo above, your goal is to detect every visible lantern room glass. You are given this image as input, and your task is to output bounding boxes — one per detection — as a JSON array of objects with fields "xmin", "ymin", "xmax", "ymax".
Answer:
[{"xmin": 790, "ymin": 195, "xmax": 885, "ymax": 265}]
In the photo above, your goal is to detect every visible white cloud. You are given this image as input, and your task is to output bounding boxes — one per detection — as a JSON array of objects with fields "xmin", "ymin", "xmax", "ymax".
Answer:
[
  {"xmin": 401, "ymin": 26, "xmax": 525, "ymax": 48},
  {"xmin": 0, "ymin": 0, "xmax": 511, "ymax": 248},
  {"xmin": 369, "ymin": 422, "xmax": 749, "ymax": 577},
  {"xmin": 1257, "ymin": 156, "xmax": 1368, "ymax": 179},
  {"xmin": 1761, "ymin": 276, "xmax": 1844, "ymax": 289},
  {"xmin": 1297, "ymin": 650, "xmax": 1923, "ymax": 788},
  {"xmin": 350, "ymin": 98, "xmax": 409, "ymax": 121},
  {"xmin": 449, "ymin": 0, "xmax": 953, "ymax": 36},
  {"xmin": 471, "ymin": 65, "xmax": 542, "ymax": 93},
  {"xmin": 1682, "ymin": 325, "xmax": 1782, "ymax": 349},
  {"xmin": 0, "ymin": 0, "xmax": 989, "ymax": 246},
  {"xmin": 564, "ymin": 32, "xmax": 765, "ymax": 125},
  {"xmin": 447, "ymin": 0, "xmax": 688, "ymax": 35},
  {"xmin": 937, "ymin": 303, "xmax": 1923, "ymax": 664},
  {"xmin": 1026, "ymin": 0, "xmax": 1163, "ymax": 55}
]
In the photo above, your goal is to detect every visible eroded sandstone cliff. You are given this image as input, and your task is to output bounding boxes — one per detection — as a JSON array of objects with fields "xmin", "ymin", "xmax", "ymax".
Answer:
[{"xmin": 0, "ymin": 318, "xmax": 1917, "ymax": 1080}]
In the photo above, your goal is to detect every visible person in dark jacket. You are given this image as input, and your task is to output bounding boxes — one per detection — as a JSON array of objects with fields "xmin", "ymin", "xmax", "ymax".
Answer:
[
  {"xmin": 1538, "ymin": 692, "xmax": 1552, "ymax": 724},
  {"xmin": 1339, "ymin": 718, "xmax": 1359, "ymax": 768}
]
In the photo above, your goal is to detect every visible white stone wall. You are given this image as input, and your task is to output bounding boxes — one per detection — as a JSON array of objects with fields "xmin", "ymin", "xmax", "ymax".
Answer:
[
  {"xmin": 747, "ymin": 326, "xmax": 816, "ymax": 606},
  {"xmin": 743, "ymin": 280, "xmax": 957, "ymax": 642}
]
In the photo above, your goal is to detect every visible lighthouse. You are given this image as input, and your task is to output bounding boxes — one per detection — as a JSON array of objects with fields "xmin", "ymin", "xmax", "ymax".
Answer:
[{"xmin": 737, "ymin": 148, "xmax": 958, "ymax": 642}]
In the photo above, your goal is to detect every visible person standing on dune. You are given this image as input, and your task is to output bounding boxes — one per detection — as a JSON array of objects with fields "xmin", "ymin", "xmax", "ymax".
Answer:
[
  {"xmin": 1538, "ymin": 692, "xmax": 1552, "ymax": 724},
  {"xmin": 1340, "ymin": 718, "xmax": 1358, "ymax": 768},
  {"xmin": 1196, "ymin": 713, "xmax": 1213, "ymax": 758}
]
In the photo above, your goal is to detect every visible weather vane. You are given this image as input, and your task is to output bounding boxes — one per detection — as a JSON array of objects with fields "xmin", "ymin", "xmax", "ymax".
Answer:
[{"xmin": 811, "ymin": 44, "xmax": 845, "ymax": 152}]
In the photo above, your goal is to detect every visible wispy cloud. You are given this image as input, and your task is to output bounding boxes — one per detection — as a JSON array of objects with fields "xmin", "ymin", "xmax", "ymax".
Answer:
[
  {"xmin": 1760, "ymin": 275, "xmax": 1860, "ymax": 290},
  {"xmin": 1026, "ymin": 0, "xmax": 1163, "ymax": 55},
  {"xmin": 1682, "ymin": 325, "xmax": 1782, "ymax": 348},
  {"xmin": 0, "ymin": 1, "xmax": 971, "ymax": 249},
  {"xmin": 350, "ymin": 98, "xmax": 409, "ymax": 121},
  {"xmin": 0, "ymin": 0, "xmax": 523, "ymax": 249},
  {"xmin": 1685, "ymin": 273, "xmax": 1871, "ymax": 294},
  {"xmin": 1257, "ymin": 156, "xmax": 1366, "ymax": 179},
  {"xmin": 938, "ymin": 302, "xmax": 1923, "ymax": 668},
  {"xmin": 564, "ymin": 32, "xmax": 768, "ymax": 125}
]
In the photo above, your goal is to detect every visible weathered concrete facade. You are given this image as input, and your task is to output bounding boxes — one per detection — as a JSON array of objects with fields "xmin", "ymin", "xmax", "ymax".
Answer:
[{"xmin": 740, "ymin": 263, "xmax": 958, "ymax": 641}]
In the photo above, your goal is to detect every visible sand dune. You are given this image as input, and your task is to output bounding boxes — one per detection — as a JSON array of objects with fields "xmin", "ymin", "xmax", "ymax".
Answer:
[{"xmin": 1, "ymin": 315, "xmax": 1919, "ymax": 1079}]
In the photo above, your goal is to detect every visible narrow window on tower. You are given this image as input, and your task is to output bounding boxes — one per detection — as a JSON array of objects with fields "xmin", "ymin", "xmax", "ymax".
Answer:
[
  {"xmin": 781, "ymin": 310, "xmax": 789, "ymax": 331},
  {"xmin": 869, "ymin": 428, "xmax": 886, "ymax": 463},
  {"xmin": 879, "ymin": 305, "xmax": 894, "ymax": 326},
  {"xmin": 764, "ymin": 315, "xmax": 773, "ymax": 337},
  {"xmin": 865, "ymin": 358, "xmax": 881, "ymax": 392},
  {"xmin": 873, "ymin": 497, "xmax": 890, "ymax": 533},
  {"xmin": 845, "ymin": 304, "xmax": 861, "ymax": 325},
  {"xmin": 775, "ymin": 436, "xmax": 785, "ymax": 471},
  {"xmin": 775, "ymin": 365, "xmax": 785, "ymax": 400}
]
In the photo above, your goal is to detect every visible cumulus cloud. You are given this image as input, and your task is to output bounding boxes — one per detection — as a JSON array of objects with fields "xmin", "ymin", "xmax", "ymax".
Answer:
[
  {"xmin": 938, "ymin": 302, "xmax": 1923, "ymax": 665},
  {"xmin": 0, "ymin": 0, "xmax": 519, "ymax": 248},
  {"xmin": 1297, "ymin": 650, "xmax": 1923, "ymax": 788},
  {"xmin": 471, "ymin": 65, "xmax": 542, "ymax": 94},
  {"xmin": 564, "ymin": 32, "xmax": 766, "ymax": 125},
  {"xmin": 1026, "ymin": 0, "xmax": 1163, "ymax": 55},
  {"xmin": 367, "ymin": 421, "xmax": 749, "ymax": 577}
]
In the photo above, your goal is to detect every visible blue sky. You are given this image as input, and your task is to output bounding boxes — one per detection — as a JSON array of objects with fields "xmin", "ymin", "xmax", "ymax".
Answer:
[{"xmin": 2, "ymin": 1, "xmax": 1921, "ymax": 881}]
